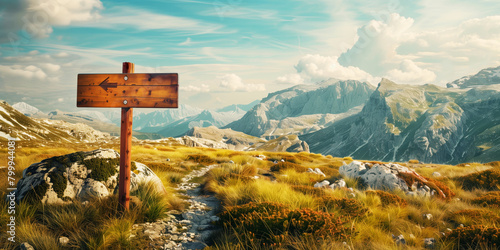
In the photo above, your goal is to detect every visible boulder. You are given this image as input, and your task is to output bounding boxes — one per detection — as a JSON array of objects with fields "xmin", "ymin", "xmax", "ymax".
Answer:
[
  {"xmin": 330, "ymin": 179, "xmax": 346, "ymax": 190},
  {"xmin": 15, "ymin": 149, "xmax": 165, "ymax": 204},
  {"xmin": 338, "ymin": 161, "xmax": 446, "ymax": 198},
  {"xmin": 340, "ymin": 161, "xmax": 411, "ymax": 190},
  {"xmin": 306, "ymin": 168, "xmax": 326, "ymax": 177},
  {"xmin": 313, "ymin": 180, "xmax": 330, "ymax": 188}
]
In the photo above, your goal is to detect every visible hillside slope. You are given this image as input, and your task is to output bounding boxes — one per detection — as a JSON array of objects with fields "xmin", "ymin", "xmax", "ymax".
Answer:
[
  {"xmin": 225, "ymin": 79, "xmax": 375, "ymax": 138},
  {"xmin": 0, "ymin": 101, "xmax": 112, "ymax": 143},
  {"xmin": 303, "ymin": 79, "xmax": 500, "ymax": 164}
]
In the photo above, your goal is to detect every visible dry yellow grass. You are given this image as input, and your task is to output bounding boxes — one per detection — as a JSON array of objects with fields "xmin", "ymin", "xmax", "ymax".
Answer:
[{"xmin": 2, "ymin": 143, "xmax": 499, "ymax": 249}]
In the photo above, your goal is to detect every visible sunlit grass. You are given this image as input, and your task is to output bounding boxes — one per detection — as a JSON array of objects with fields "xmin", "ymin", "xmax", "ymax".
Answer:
[{"xmin": 2, "ymin": 143, "xmax": 499, "ymax": 249}]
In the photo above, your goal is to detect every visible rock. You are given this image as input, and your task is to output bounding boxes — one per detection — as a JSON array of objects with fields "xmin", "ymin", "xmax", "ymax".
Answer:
[
  {"xmin": 339, "ymin": 161, "xmax": 367, "ymax": 177},
  {"xmin": 228, "ymin": 160, "xmax": 234, "ymax": 164},
  {"xmin": 20, "ymin": 242, "xmax": 34, "ymax": 250},
  {"xmin": 59, "ymin": 236, "xmax": 70, "ymax": 245},
  {"xmin": 314, "ymin": 180, "xmax": 330, "ymax": 188},
  {"xmin": 306, "ymin": 168, "xmax": 326, "ymax": 177},
  {"xmin": 393, "ymin": 234, "xmax": 406, "ymax": 245},
  {"xmin": 424, "ymin": 238, "xmax": 436, "ymax": 248},
  {"xmin": 432, "ymin": 172, "xmax": 441, "ymax": 177},
  {"xmin": 409, "ymin": 234, "xmax": 415, "ymax": 239},
  {"xmin": 15, "ymin": 149, "xmax": 166, "ymax": 204},
  {"xmin": 338, "ymin": 161, "xmax": 444, "ymax": 197},
  {"xmin": 423, "ymin": 213, "xmax": 433, "ymax": 220},
  {"xmin": 329, "ymin": 179, "xmax": 346, "ymax": 190}
]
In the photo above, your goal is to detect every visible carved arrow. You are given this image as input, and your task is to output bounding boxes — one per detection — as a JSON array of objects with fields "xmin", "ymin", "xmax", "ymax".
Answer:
[{"xmin": 98, "ymin": 77, "xmax": 117, "ymax": 91}]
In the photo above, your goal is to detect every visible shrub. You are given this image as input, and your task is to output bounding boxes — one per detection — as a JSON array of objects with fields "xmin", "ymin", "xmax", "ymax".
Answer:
[
  {"xmin": 218, "ymin": 202, "xmax": 354, "ymax": 247},
  {"xmin": 408, "ymin": 159, "xmax": 419, "ymax": 164},
  {"xmin": 365, "ymin": 190, "xmax": 407, "ymax": 207},
  {"xmin": 448, "ymin": 209, "xmax": 500, "ymax": 226},
  {"xmin": 270, "ymin": 162, "xmax": 306, "ymax": 172},
  {"xmin": 445, "ymin": 225, "xmax": 500, "ymax": 249},
  {"xmin": 457, "ymin": 169, "xmax": 500, "ymax": 191},
  {"xmin": 486, "ymin": 161, "xmax": 500, "ymax": 168},
  {"xmin": 471, "ymin": 192, "xmax": 500, "ymax": 208},
  {"xmin": 266, "ymin": 154, "xmax": 298, "ymax": 164},
  {"xmin": 240, "ymin": 165, "xmax": 258, "ymax": 176},
  {"xmin": 185, "ymin": 154, "xmax": 216, "ymax": 165},
  {"xmin": 318, "ymin": 196, "xmax": 369, "ymax": 218},
  {"xmin": 398, "ymin": 172, "xmax": 455, "ymax": 200}
]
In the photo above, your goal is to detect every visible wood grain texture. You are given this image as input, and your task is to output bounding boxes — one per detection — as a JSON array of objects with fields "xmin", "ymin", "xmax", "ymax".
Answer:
[
  {"xmin": 119, "ymin": 62, "xmax": 134, "ymax": 211},
  {"xmin": 77, "ymin": 73, "xmax": 178, "ymax": 108}
]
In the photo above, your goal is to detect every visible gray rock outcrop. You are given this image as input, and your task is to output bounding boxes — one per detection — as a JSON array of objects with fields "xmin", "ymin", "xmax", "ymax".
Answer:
[
  {"xmin": 338, "ymin": 161, "xmax": 444, "ymax": 198},
  {"xmin": 15, "ymin": 149, "xmax": 165, "ymax": 204}
]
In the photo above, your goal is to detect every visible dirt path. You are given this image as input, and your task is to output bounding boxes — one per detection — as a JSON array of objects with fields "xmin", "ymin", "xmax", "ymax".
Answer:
[{"xmin": 133, "ymin": 164, "xmax": 221, "ymax": 250}]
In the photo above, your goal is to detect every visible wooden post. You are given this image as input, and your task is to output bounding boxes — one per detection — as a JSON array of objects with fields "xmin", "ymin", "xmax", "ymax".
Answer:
[{"xmin": 119, "ymin": 62, "xmax": 134, "ymax": 210}]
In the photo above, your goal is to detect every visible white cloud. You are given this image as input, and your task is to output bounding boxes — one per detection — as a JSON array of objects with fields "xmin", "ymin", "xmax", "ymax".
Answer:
[
  {"xmin": 58, "ymin": 98, "xmax": 64, "ymax": 102},
  {"xmin": 276, "ymin": 73, "xmax": 304, "ymax": 85},
  {"xmin": 179, "ymin": 37, "xmax": 192, "ymax": 46},
  {"xmin": 180, "ymin": 84, "xmax": 210, "ymax": 92},
  {"xmin": 77, "ymin": 6, "xmax": 227, "ymax": 35},
  {"xmin": 40, "ymin": 63, "xmax": 61, "ymax": 73},
  {"xmin": 336, "ymin": 13, "xmax": 500, "ymax": 85},
  {"xmin": 277, "ymin": 54, "xmax": 378, "ymax": 85},
  {"xmin": 0, "ymin": 65, "xmax": 47, "ymax": 80},
  {"xmin": 0, "ymin": 0, "xmax": 103, "ymax": 40},
  {"xmin": 339, "ymin": 13, "xmax": 414, "ymax": 76},
  {"xmin": 385, "ymin": 59, "xmax": 436, "ymax": 84},
  {"xmin": 219, "ymin": 74, "xmax": 265, "ymax": 92}
]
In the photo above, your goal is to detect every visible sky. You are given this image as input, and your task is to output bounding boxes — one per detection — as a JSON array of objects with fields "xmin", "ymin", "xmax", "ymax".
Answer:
[{"xmin": 0, "ymin": 0, "xmax": 500, "ymax": 112}]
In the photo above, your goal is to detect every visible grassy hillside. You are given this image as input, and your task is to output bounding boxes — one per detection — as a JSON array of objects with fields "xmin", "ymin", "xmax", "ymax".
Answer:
[{"xmin": 1, "ymin": 143, "xmax": 499, "ymax": 249}]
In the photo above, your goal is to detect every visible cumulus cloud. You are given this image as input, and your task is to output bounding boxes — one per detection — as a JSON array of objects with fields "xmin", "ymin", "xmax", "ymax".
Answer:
[
  {"xmin": 336, "ymin": 13, "xmax": 500, "ymax": 85},
  {"xmin": 385, "ymin": 59, "xmax": 436, "ymax": 84},
  {"xmin": 277, "ymin": 54, "xmax": 379, "ymax": 85},
  {"xmin": 0, "ymin": 65, "xmax": 47, "ymax": 80},
  {"xmin": 339, "ymin": 13, "xmax": 414, "ymax": 76},
  {"xmin": 0, "ymin": 0, "xmax": 103, "ymax": 41},
  {"xmin": 219, "ymin": 74, "xmax": 265, "ymax": 92},
  {"xmin": 180, "ymin": 84, "xmax": 210, "ymax": 92}
]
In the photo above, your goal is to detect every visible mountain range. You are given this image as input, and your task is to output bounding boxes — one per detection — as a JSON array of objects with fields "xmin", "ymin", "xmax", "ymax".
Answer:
[
  {"xmin": 0, "ymin": 101, "xmax": 112, "ymax": 144},
  {"xmin": 6, "ymin": 65, "xmax": 500, "ymax": 164},
  {"xmin": 225, "ymin": 79, "xmax": 374, "ymax": 138},
  {"xmin": 224, "ymin": 66, "xmax": 500, "ymax": 164}
]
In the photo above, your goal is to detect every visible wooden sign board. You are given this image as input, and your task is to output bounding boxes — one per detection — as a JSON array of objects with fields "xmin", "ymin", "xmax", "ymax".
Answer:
[{"xmin": 77, "ymin": 73, "xmax": 178, "ymax": 108}]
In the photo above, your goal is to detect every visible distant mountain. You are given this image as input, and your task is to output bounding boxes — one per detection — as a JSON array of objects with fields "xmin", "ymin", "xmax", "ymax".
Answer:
[
  {"xmin": 216, "ymin": 99, "xmax": 260, "ymax": 113},
  {"xmin": 46, "ymin": 110, "xmax": 161, "ymax": 140},
  {"xmin": 153, "ymin": 126, "xmax": 309, "ymax": 152},
  {"xmin": 48, "ymin": 110, "xmax": 120, "ymax": 134},
  {"xmin": 225, "ymin": 79, "xmax": 375, "ymax": 138},
  {"xmin": 0, "ymin": 101, "xmax": 112, "ymax": 143},
  {"xmin": 157, "ymin": 108, "xmax": 246, "ymax": 137},
  {"xmin": 12, "ymin": 102, "xmax": 46, "ymax": 117},
  {"xmin": 134, "ymin": 104, "xmax": 203, "ymax": 131},
  {"xmin": 303, "ymin": 78, "xmax": 500, "ymax": 164},
  {"xmin": 447, "ymin": 65, "xmax": 500, "ymax": 88}
]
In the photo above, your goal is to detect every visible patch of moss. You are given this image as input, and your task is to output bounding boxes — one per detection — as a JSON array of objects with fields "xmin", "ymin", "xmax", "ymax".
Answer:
[
  {"xmin": 48, "ymin": 171, "xmax": 67, "ymax": 198},
  {"xmin": 83, "ymin": 158, "xmax": 119, "ymax": 181},
  {"xmin": 23, "ymin": 182, "xmax": 49, "ymax": 204}
]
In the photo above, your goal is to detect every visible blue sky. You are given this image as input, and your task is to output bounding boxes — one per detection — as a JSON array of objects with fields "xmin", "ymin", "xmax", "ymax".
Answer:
[{"xmin": 1, "ymin": 0, "xmax": 500, "ymax": 112}]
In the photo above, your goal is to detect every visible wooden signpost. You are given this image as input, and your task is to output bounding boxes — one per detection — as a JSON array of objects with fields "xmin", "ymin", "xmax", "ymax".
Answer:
[{"xmin": 77, "ymin": 62, "xmax": 178, "ymax": 210}]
